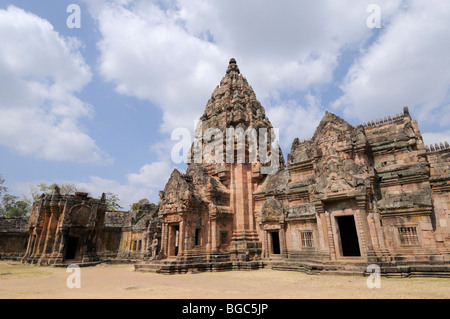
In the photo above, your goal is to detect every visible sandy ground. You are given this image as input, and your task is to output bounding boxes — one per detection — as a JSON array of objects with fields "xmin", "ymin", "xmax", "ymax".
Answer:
[{"xmin": 0, "ymin": 261, "xmax": 449, "ymax": 299}]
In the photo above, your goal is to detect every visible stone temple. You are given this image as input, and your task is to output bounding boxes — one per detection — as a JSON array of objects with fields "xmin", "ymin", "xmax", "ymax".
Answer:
[
  {"xmin": 134, "ymin": 59, "xmax": 450, "ymax": 276},
  {"xmin": 1, "ymin": 58, "xmax": 449, "ymax": 277}
]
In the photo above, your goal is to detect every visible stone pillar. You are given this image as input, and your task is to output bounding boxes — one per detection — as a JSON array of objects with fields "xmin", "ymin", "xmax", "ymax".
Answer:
[
  {"xmin": 356, "ymin": 195, "xmax": 376, "ymax": 261},
  {"xmin": 263, "ymin": 230, "xmax": 269, "ymax": 258},
  {"xmin": 180, "ymin": 220, "xmax": 186, "ymax": 256},
  {"xmin": 43, "ymin": 205, "xmax": 60, "ymax": 256},
  {"xmin": 313, "ymin": 201, "xmax": 329, "ymax": 260},
  {"xmin": 280, "ymin": 221, "xmax": 288, "ymax": 258},
  {"xmin": 52, "ymin": 229, "xmax": 64, "ymax": 262},
  {"xmin": 211, "ymin": 216, "xmax": 218, "ymax": 252},
  {"xmin": 230, "ymin": 162, "xmax": 260, "ymax": 259},
  {"xmin": 36, "ymin": 206, "xmax": 51, "ymax": 263},
  {"xmin": 324, "ymin": 211, "xmax": 336, "ymax": 261},
  {"xmin": 31, "ymin": 231, "xmax": 40, "ymax": 257},
  {"xmin": 162, "ymin": 222, "xmax": 169, "ymax": 259}
]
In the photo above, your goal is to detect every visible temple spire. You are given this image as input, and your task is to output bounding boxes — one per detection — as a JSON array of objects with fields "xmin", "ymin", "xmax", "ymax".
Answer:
[{"xmin": 226, "ymin": 58, "xmax": 240, "ymax": 75}]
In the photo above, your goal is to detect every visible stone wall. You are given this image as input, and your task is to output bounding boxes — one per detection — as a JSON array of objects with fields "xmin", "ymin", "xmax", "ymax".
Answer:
[
  {"xmin": 100, "ymin": 206, "xmax": 161, "ymax": 260},
  {"xmin": 0, "ymin": 217, "xmax": 29, "ymax": 260},
  {"xmin": 427, "ymin": 145, "xmax": 450, "ymax": 256}
]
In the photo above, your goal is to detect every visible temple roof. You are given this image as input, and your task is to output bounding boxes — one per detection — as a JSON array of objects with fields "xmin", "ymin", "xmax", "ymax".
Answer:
[{"xmin": 198, "ymin": 58, "xmax": 273, "ymax": 132}]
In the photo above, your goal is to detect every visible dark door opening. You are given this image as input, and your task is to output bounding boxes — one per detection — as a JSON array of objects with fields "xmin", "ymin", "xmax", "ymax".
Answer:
[
  {"xmin": 270, "ymin": 231, "xmax": 281, "ymax": 255},
  {"xmin": 65, "ymin": 236, "xmax": 79, "ymax": 260},
  {"xmin": 194, "ymin": 228, "xmax": 201, "ymax": 246},
  {"xmin": 336, "ymin": 216, "xmax": 361, "ymax": 257}
]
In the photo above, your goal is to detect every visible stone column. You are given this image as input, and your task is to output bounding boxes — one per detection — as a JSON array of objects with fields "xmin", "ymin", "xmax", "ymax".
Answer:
[
  {"xmin": 180, "ymin": 220, "xmax": 186, "ymax": 256},
  {"xmin": 356, "ymin": 195, "xmax": 375, "ymax": 261},
  {"xmin": 313, "ymin": 201, "xmax": 330, "ymax": 260},
  {"xmin": 280, "ymin": 221, "xmax": 288, "ymax": 258},
  {"xmin": 43, "ymin": 205, "xmax": 60, "ymax": 256},
  {"xmin": 210, "ymin": 216, "xmax": 218, "ymax": 252},
  {"xmin": 324, "ymin": 211, "xmax": 336, "ymax": 261},
  {"xmin": 36, "ymin": 206, "xmax": 51, "ymax": 263},
  {"xmin": 162, "ymin": 222, "xmax": 169, "ymax": 259},
  {"xmin": 263, "ymin": 229, "xmax": 269, "ymax": 258}
]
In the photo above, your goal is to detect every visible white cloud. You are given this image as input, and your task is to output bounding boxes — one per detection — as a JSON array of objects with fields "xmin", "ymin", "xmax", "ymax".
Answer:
[
  {"xmin": 0, "ymin": 5, "xmax": 111, "ymax": 164},
  {"xmin": 422, "ymin": 130, "xmax": 450, "ymax": 149},
  {"xmin": 92, "ymin": 1, "xmax": 226, "ymax": 134},
  {"xmin": 266, "ymin": 94, "xmax": 325, "ymax": 151},
  {"xmin": 333, "ymin": 0, "xmax": 450, "ymax": 127},
  {"xmin": 126, "ymin": 161, "xmax": 173, "ymax": 189},
  {"xmin": 14, "ymin": 160, "xmax": 174, "ymax": 210},
  {"xmin": 89, "ymin": 0, "xmax": 402, "ymax": 134}
]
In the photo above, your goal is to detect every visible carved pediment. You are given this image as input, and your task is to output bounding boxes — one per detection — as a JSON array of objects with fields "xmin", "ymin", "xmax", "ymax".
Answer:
[
  {"xmin": 68, "ymin": 204, "xmax": 93, "ymax": 226},
  {"xmin": 261, "ymin": 198, "xmax": 283, "ymax": 222}
]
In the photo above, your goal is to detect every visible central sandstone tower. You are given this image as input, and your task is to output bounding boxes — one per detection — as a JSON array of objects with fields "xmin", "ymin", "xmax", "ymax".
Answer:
[
  {"xmin": 136, "ymin": 58, "xmax": 284, "ymax": 273},
  {"xmin": 196, "ymin": 58, "xmax": 284, "ymax": 261}
]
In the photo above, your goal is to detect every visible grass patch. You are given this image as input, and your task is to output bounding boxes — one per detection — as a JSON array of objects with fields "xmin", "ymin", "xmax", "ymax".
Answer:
[{"xmin": 0, "ymin": 261, "xmax": 52, "ymax": 279}]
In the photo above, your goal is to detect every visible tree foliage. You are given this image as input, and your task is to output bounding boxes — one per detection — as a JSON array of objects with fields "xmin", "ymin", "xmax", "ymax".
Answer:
[
  {"xmin": 130, "ymin": 198, "xmax": 156, "ymax": 211},
  {"xmin": 0, "ymin": 194, "xmax": 30, "ymax": 219},
  {"xmin": 0, "ymin": 174, "xmax": 7, "ymax": 198},
  {"xmin": 104, "ymin": 192, "xmax": 122, "ymax": 212},
  {"xmin": 0, "ymin": 175, "xmax": 31, "ymax": 220},
  {"xmin": 29, "ymin": 182, "xmax": 80, "ymax": 201}
]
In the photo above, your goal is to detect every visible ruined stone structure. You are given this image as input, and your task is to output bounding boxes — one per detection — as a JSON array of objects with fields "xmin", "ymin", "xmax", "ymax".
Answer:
[
  {"xmin": 22, "ymin": 188, "xmax": 107, "ymax": 265},
  {"xmin": 100, "ymin": 205, "xmax": 161, "ymax": 260},
  {"xmin": 135, "ymin": 59, "xmax": 450, "ymax": 276},
  {"xmin": 14, "ymin": 187, "xmax": 161, "ymax": 265},
  {"xmin": 0, "ymin": 217, "xmax": 28, "ymax": 260}
]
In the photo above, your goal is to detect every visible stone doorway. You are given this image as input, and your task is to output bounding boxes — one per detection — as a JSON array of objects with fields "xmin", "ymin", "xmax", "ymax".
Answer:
[
  {"xmin": 65, "ymin": 236, "xmax": 79, "ymax": 260},
  {"xmin": 168, "ymin": 224, "xmax": 180, "ymax": 257},
  {"xmin": 270, "ymin": 231, "xmax": 281, "ymax": 255},
  {"xmin": 336, "ymin": 216, "xmax": 361, "ymax": 257}
]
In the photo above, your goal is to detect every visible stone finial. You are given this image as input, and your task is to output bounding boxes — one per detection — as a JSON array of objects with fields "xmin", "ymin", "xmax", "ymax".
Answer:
[
  {"xmin": 440, "ymin": 142, "xmax": 445, "ymax": 150},
  {"xmin": 445, "ymin": 141, "xmax": 449, "ymax": 149},
  {"xmin": 435, "ymin": 143, "xmax": 440, "ymax": 150},
  {"xmin": 101, "ymin": 193, "xmax": 106, "ymax": 202},
  {"xmin": 291, "ymin": 137, "xmax": 300, "ymax": 150},
  {"xmin": 52, "ymin": 185, "xmax": 60, "ymax": 198},
  {"xmin": 226, "ymin": 58, "xmax": 240, "ymax": 75},
  {"xmin": 430, "ymin": 144, "xmax": 435, "ymax": 151},
  {"xmin": 403, "ymin": 106, "xmax": 410, "ymax": 117}
]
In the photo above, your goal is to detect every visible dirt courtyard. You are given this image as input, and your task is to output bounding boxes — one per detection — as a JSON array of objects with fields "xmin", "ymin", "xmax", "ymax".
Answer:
[{"xmin": 0, "ymin": 261, "xmax": 449, "ymax": 299}]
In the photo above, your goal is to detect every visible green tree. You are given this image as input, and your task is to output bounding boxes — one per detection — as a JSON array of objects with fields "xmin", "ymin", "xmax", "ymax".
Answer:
[
  {"xmin": 0, "ymin": 194, "xmax": 31, "ymax": 220},
  {"xmin": 130, "ymin": 198, "xmax": 156, "ymax": 211},
  {"xmin": 0, "ymin": 174, "xmax": 7, "ymax": 198},
  {"xmin": 0, "ymin": 174, "xmax": 31, "ymax": 220},
  {"xmin": 104, "ymin": 192, "xmax": 122, "ymax": 212},
  {"xmin": 30, "ymin": 182, "xmax": 80, "ymax": 200}
]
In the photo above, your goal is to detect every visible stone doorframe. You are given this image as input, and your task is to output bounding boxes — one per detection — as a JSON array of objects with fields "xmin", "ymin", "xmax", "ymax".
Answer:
[
  {"xmin": 261, "ymin": 222, "xmax": 287, "ymax": 258},
  {"xmin": 315, "ymin": 197, "xmax": 373, "ymax": 261},
  {"xmin": 161, "ymin": 213, "xmax": 185, "ymax": 259},
  {"xmin": 329, "ymin": 212, "xmax": 364, "ymax": 260}
]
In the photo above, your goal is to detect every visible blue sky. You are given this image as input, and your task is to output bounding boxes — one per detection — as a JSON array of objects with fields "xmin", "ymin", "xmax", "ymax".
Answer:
[{"xmin": 0, "ymin": 0, "xmax": 449, "ymax": 208}]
